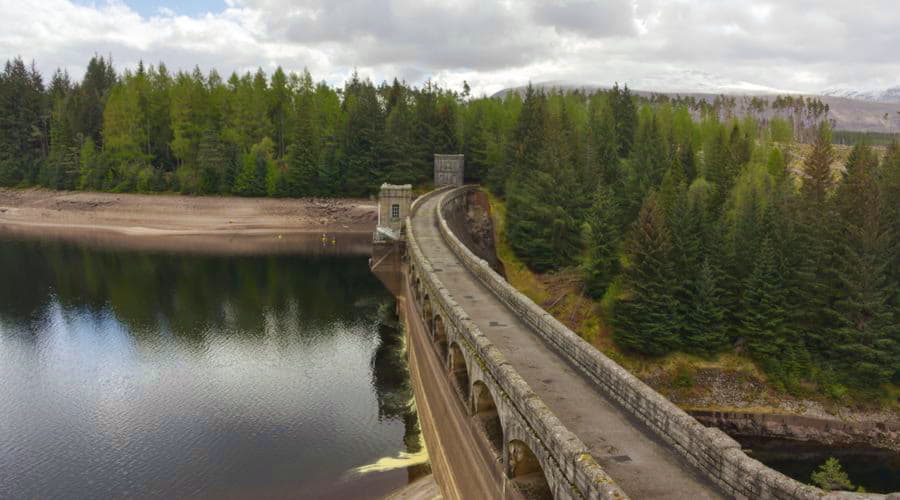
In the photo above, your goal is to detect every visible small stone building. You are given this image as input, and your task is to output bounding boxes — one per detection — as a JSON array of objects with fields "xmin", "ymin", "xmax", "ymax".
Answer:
[
  {"xmin": 375, "ymin": 183, "xmax": 412, "ymax": 241},
  {"xmin": 434, "ymin": 154, "xmax": 464, "ymax": 187}
]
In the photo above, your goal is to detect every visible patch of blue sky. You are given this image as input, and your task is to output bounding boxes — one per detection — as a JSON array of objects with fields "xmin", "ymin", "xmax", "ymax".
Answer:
[{"xmin": 72, "ymin": 0, "xmax": 228, "ymax": 18}]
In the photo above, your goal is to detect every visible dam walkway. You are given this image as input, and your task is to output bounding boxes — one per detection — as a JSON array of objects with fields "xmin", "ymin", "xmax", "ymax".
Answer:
[{"xmin": 409, "ymin": 191, "xmax": 723, "ymax": 499}]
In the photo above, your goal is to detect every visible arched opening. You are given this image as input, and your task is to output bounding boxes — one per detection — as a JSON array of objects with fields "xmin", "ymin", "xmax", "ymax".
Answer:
[
  {"xmin": 433, "ymin": 314, "xmax": 447, "ymax": 360},
  {"xmin": 472, "ymin": 381, "xmax": 503, "ymax": 453},
  {"xmin": 449, "ymin": 343, "xmax": 470, "ymax": 404},
  {"xmin": 507, "ymin": 439, "xmax": 552, "ymax": 500},
  {"xmin": 422, "ymin": 295, "xmax": 433, "ymax": 335},
  {"xmin": 413, "ymin": 277, "xmax": 421, "ymax": 302}
]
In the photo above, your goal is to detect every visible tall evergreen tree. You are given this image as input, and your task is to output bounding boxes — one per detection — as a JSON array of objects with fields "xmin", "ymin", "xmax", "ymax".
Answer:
[
  {"xmin": 0, "ymin": 58, "xmax": 45, "ymax": 186},
  {"xmin": 610, "ymin": 83, "xmax": 637, "ymax": 157},
  {"xmin": 789, "ymin": 122, "xmax": 838, "ymax": 356},
  {"xmin": 505, "ymin": 84, "xmax": 546, "ymax": 188},
  {"xmin": 233, "ymin": 138, "xmax": 272, "ymax": 197},
  {"xmin": 613, "ymin": 193, "xmax": 680, "ymax": 355},
  {"xmin": 738, "ymin": 236, "xmax": 794, "ymax": 374},
  {"xmin": 830, "ymin": 143, "xmax": 896, "ymax": 386},
  {"xmin": 285, "ymin": 83, "xmax": 320, "ymax": 197},
  {"xmin": 583, "ymin": 181, "xmax": 621, "ymax": 298},
  {"xmin": 506, "ymin": 101, "xmax": 581, "ymax": 271},
  {"xmin": 341, "ymin": 74, "xmax": 385, "ymax": 196}
]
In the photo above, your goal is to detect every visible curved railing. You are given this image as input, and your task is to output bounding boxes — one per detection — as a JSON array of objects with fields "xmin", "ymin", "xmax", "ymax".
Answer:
[
  {"xmin": 433, "ymin": 185, "xmax": 887, "ymax": 500},
  {"xmin": 406, "ymin": 186, "xmax": 627, "ymax": 499}
]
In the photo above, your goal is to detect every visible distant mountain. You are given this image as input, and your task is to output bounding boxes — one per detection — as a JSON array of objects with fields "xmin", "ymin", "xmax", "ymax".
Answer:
[
  {"xmin": 493, "ymin": 71, "xmax": 900, "ymax": 133},
  {"xmin": 491, "ymin": 70, "xmax": 796, "ymax": 98},
  {"xmin": 624, "ymin": 70, "xmax": 794, "ymax": 95},
  {"xmin": 822, "ymin": 86, "xmax": 900, "ymax": 104}
]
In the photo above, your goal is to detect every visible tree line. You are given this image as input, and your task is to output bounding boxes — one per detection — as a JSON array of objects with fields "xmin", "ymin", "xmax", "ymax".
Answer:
[
  {"xmin": 502, "ymin": 85, "xmax": 898, "ymax": 395},
  {"xmin": 1, "ymin": 55, "xmax": 897, "ymax": 394},
  {"xmin": 0, "ymin": 56, "xmax": 460, "ymax": 196}
]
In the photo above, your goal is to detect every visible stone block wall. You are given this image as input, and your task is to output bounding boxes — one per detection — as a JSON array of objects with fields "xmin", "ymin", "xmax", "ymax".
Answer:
[{"xmin": 406, "ymin": 187, "xmax": 627, "ymax": 500}]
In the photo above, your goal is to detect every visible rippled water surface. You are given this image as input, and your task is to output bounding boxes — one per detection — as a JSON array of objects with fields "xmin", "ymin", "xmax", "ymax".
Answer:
[{"xmin": 0, "ymin": 236, "xmax": 421, "ymax": 499}]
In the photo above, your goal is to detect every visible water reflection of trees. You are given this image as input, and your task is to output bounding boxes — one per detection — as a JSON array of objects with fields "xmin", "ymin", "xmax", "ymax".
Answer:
[
  {"xmin": 0, "ymin": 237, "xmax": 388, "ymax": 342},
  {"xmin": 370, "ymin": 303, "xmax": 424, "ymax": 464}
]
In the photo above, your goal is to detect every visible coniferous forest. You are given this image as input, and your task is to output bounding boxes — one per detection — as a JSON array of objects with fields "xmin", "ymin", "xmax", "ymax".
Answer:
[{"xmin": 1, "ymin": 56, "xmax": 897, "ymax": 397}]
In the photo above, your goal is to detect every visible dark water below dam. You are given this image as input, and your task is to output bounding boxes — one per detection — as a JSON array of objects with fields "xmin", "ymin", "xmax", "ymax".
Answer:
[
  {"xmin": 739, "ymin": 436, "xmax": 900, "ymax": 494},
  {"xmin": 0, "ymin": 236, "xmax": 423, "ymax": 499}
]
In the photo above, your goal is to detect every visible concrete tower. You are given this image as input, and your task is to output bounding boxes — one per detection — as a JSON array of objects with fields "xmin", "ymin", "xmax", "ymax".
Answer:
[
  {"xmin": 434, "ymin": 154, "xmax": 464, "ymax": 187},
  {"xmin": 375, "ymin": 183, "xmax": 412, "ymax": 241}
]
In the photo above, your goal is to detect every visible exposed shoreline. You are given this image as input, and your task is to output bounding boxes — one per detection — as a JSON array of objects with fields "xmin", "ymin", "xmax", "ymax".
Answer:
[{"xmin": 0, "ymin": 188, "xmax": 377, "ymax": 255}]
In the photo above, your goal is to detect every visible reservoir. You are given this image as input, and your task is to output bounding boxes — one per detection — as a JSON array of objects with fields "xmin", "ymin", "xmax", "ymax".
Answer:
[{"xmin": 0, "ymin": 235, "xmax": 421, "ymax": 499}]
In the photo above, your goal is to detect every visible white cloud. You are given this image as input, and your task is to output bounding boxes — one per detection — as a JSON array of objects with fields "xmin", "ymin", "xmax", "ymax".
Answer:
[{"xmin": 1, "ymin": 0, "xmax": 898, "ymax": 95}]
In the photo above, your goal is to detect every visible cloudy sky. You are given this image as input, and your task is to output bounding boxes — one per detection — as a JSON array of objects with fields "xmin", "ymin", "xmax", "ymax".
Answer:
[{"xmin": 1, "ymin": 0, "xmax": 898, "ymax": 95}]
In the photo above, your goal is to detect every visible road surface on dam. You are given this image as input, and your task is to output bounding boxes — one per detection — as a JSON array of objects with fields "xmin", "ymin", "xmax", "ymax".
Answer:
[{"xmin": 410, "ymin": 193, "xmax": 724, "ymax": 499}]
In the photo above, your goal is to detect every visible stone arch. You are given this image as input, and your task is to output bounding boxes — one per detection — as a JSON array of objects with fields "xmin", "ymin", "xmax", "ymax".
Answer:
[
  {"xmin": 448, "ymin": 342, "xmax": 470, "ymax": 404},
  {"xmin": 433, "ymin": 314, "xmax": 448, "ymax": 359},
  {"xmin": 507, "ymin": 439, "xmax": 552, "ymax": 500},
  {"xmin": 422, "ymin": 294, "xmax": 433, "ymax": 334},
  {"xmin": 471, "ymin": 380, "xmax": 503, "ymax": 453}
]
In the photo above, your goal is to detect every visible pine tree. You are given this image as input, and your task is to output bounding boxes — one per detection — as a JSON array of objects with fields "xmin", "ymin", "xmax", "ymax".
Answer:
[
  {"xmin": 76, "ymin": 55, "xmax": 117, "ymax": 146},
  {"xmin": 0, "ymin": 58, "xmax": 46, "ymax": 186},
  {"xmin": 233, "ymin": 139, "xmax": 272, "ymax": 197},
  {"xmin": 268, "ymin": 67, "xmax": 290, "ymax": 158},
  {"xmin": 197, "ymin": 129, "xmax": 227, "ymax": 194},
  {"xmin": 619, "ymin": 108, "xmax": 668, "ymax": 224},
  {"xmin": 683, "ymin": 258, "xmax": 728, "ymax": 354},
  {"xmin": 610, "ymin": 83, "xmax": 637, "ymax": 157},
  {"xmin": 800, "ymin": 123, "xmax": 836, "ymax": 205},
  {"xmin": 583, "ymin": 181, "xmax": 621, "ymax": 298},
  {"xmin": 881, "ymin": 142, "xmax": 900, "ymax": 319},
  {"xmin": 766, "ymin": 146, "xmax": 787, "ymax": 180},
  {"xmin": 738, "ymin": 236, "xmax": 793, "ymax": 374},
  {"xmin": 789, "ymin": 122, "xmax": 838, "ymax": 356},
  {"xmin": 341, "ymin": 74, "xmax": 385, "ymax": 196},
  {"xmin": 703, "ymin": 125, "xmax": 735, "ymax": 209},
  {"xmin": 506, "ymin": 84, "xmax": 546, "ymax": 185},
  {"xmin": 383, "ymin": 84, "xmax": 423, "ymax": 186},
  {"xmin": 284, "ymin": 79, "xmax": 320, "ymax": 196},
  {"xmin": 830, "ymin": 143, "xmax": 896, "ymax": 386},
  {"xmin": 679, "ymin": 140, "xmax": 698, "ymax": 182},
  {"xmin": 587, "ymin": 97, "xmax": 619, "ymax": 187},
  {"xmin": 506, "ymin": 102, "xmax": 581, "ymax": 271},
  {"xmin": 44, "ymin": 70, "xmax": 79, "ymax": 189},
  {"xmin": 613, "ymin": 193, "xmax": 680, "ymax": 355}
]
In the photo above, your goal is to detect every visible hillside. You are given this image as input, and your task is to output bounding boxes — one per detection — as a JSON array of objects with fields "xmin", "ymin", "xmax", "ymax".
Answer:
[{"xmin": 494, "ymin": 79, "xmax": 900, "ymax": 134}]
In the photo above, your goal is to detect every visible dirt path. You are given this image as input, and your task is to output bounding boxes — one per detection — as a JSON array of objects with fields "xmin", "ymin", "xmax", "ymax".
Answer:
[{"xmin": 0, "ymin": 188, "xmax": 377, "ymax": 254}]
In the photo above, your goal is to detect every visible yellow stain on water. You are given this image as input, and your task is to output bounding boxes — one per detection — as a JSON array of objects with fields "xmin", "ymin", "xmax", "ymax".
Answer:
[
  {"xmin": 352, "ymin": 442, "xmax": 430, "ymax": 475},
  {"xmin": 351, "ymin": 395, "xmax": 429, "ymax": 476}
]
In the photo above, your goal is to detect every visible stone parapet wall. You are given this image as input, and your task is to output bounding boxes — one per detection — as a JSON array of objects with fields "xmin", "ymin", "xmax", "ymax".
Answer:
[
  {"xmin": 406, "ymin": 187, "xmax": 627, "ymax": 499},
  {"xmin": 434, "ymin": 185, "xmax": 888, "ymax": 500}
]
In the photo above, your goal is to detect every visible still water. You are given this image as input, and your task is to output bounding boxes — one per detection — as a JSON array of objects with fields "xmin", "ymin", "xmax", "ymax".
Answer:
[
  {"xmin": 0, "ymin": 236, "xmax": 422, "ymax": 499},
  {"xmin": 740, "ymin": 437, "xmax": 900, "ymax": 494}
]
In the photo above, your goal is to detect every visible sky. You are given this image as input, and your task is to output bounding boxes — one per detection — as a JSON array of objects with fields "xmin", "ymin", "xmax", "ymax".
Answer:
[{"xmin": 2, "ymin": 0, "xmax": 899, "ymax": 96}]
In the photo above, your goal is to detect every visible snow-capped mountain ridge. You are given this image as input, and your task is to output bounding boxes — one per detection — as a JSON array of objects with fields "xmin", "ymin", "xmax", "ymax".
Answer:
[
  {"xmin": 517, "ymin": 70, "xmax": 798, "ymax": 96},
  {"xmin": 624, "ymin": 70, "xmax": 796, "ymax": 95},
  {"xmin": 822, "ymin": 86, "xmax": 900, "ymax": 103}
]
